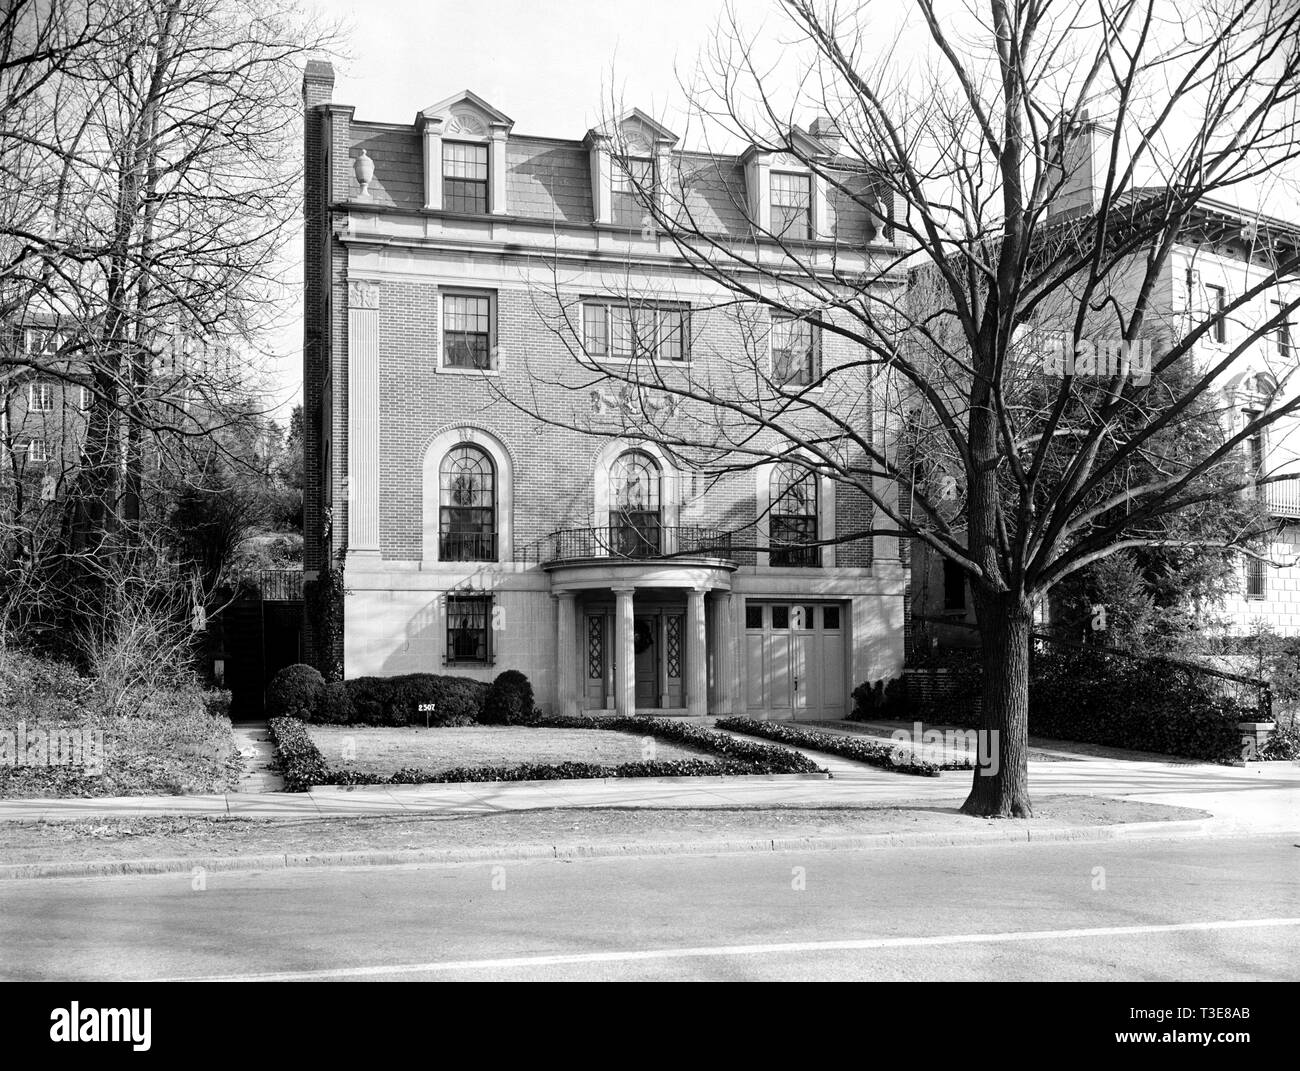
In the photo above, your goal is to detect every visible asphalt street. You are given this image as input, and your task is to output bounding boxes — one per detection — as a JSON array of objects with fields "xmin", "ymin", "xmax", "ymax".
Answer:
[{"xmin": 1, "ymin": 833, "xmax": 1295, "ymax": 981}]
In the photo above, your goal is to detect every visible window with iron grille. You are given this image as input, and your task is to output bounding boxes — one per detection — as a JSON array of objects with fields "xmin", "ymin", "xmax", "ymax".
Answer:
[
  {"xmin": 27, "ymin": 382, "xmax": 54, "ymax": 412},
  {"xmin": 771, "ymin": 315, "xmax": 819, "ymax": 386},
  {"xmin": 442, "ymin": 141, "xmax": 488, "ymax": 213},
  {"xmin": 582, "ymin": 300, "xmax": 688, "ymax": 362},
  {"xmin": 443, "ymin": 292, "xmax": 494, "ymax": 369},
  {"xmin": 439, "ymin": 445, "xmax": 496, "ymax": 561},
  {"xmin": 446, "ymin": 594, "xmax": 493, "ymax": 664},
  {"xmin": 771, "ymin": 463, "xmax": 820, "ymax": 566},
  {"xmin": 771, "ymin": 172, "xmax": 811, "ymax": 239},
  {"xmin": 1206, "ymin": 284, "xmax": 1226, "ymax": 343},
  {"xmin": 1245, "ymin": 556, "xmax": 1266, "ymax": 600},
  {"xmin": 612, "ymin": 156, "xmax": 654, "ymax": 227},
  {"xmin": 611, "ymin": 450, "xmax": 662, "ymax": 557}
]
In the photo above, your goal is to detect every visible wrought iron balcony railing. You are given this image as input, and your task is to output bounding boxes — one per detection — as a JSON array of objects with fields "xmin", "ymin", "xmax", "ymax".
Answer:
[
  {"xmin": 520, "ymin": 525, "xmax": 733, "ymax": 565},
  {"xmin": 439, "ymin": 532, "xmax": 498, "ymax": 562},
  {"xmin": 1263, "ymin": 478, "xmax": 1300, "ymax": 520}
]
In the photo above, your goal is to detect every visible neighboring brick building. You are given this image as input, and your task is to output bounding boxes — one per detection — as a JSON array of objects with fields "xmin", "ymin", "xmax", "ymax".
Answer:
[{"xmin": 301, "ymin": 63, "xmax": 909, "ymax": 718}]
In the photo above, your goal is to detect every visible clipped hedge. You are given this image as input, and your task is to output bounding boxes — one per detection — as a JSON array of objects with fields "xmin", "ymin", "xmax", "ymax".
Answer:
[
  {"xmin": 265, "ymin": 664, "xmax": 325, "ymax": 720},
  {"xmin": 267, "ymin": 711, "xmax": 825, "ymax": 791},
  {"xmin": 716, "ymin": 717, "xmax": 951, "ymax": 776},
  {"xmin": 481, "ymin": 670, "xmax": 536, "ymax": 725},
  {"xmin": 340, "ymin": 674, "xmax": 489, "ymax": 727}
]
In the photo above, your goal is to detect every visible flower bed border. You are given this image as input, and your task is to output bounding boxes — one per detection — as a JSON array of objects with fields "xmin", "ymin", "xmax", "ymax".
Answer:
[
  {"xmin": 268, "ymin": 715, "xmax": 825, "ymax": 792},
  {"xmin": 715, "ymin": 716, "xmax": 953, "ymax": 776}
]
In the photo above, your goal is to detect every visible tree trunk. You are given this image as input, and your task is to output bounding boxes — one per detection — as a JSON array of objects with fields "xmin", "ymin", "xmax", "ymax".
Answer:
[{"xmin": 961, "ymin": 590, "xmax": 1033, "ymax": 817}]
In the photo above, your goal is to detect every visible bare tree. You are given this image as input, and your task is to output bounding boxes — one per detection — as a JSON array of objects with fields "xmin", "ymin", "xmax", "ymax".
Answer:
[{"xmin": 510, "ymin": 0, "xmax": 1300, "ymax": 816}]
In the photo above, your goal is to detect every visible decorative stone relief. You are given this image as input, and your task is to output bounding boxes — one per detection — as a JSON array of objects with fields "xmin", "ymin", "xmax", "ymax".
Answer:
[
  {"xmin": 447, "ymin": 111, "xmax": 487, "ymax": 136},
  {"xmin": 347, "ymin": 280, "xmax": 381, "ymax": 309},
  {"xmin": 590, "ymin": 386, "xmax": 680, "ymax": 419}
]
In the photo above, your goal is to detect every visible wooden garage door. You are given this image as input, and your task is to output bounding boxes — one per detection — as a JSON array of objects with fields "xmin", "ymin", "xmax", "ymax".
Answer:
[{"xmin": 743, "ymin": 602, "xmax": 846, "ymax": 721}]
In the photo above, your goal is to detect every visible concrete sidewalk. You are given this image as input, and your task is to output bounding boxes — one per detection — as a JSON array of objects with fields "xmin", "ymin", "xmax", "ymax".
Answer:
[{"xmin": 1, "ymin": 753, "xmax": 1296, "ymax": 837}]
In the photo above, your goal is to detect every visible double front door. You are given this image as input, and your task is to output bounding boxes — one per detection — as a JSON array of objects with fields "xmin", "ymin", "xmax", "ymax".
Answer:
[{"xmin": 582, "ymin": 607, "xmax": 685, "ymax": 710}]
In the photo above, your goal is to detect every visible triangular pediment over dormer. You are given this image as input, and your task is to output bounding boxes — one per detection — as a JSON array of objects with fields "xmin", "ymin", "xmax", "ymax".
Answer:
[
  {"xmin": 584, "ymin": 108, "xmax": 679, "ymax": 152},
  {"xmin": 415, "ymin": 91, "xmax": 514, "ymax": 135},
  {"xmin": 740, "ymin": 126, "xmax": 834, "ymax": 164}
]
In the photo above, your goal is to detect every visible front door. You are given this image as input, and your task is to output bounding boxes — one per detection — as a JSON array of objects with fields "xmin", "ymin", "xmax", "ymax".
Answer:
[
  {"xmin": 634, "ymin": 615, "xmax": 658, "ymax": 706},
  {"xmin": 744, "ymin": 602, "xmax": 846, "ymax": 720}
]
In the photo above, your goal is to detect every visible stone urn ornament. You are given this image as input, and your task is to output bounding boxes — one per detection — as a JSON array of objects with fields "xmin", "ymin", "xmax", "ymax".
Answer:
[{"xmin": 354, "ymin": 149, "xmax": 374, "ymax": 198}]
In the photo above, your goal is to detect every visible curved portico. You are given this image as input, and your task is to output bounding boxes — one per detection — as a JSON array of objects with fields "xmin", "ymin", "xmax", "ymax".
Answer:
[{"xmin": 542, "ymin": 536, "xmax": 738, "ymax": 718}]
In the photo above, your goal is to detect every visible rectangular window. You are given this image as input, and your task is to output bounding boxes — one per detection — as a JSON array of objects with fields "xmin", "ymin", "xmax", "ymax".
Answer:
[
  {"xmin": 612, "ymin": 156, "xmax": 654, "ymax": 228},
  {"xmin": 1272, "ymin": 300, "xmax": 1292, "ymax": 360},
  {"xmin": 771, "ymin": 315, "xmax": 819, "ymax": 386},
  {"xmin": 771, "ymin": 605, "xmax": 790, "ymax": 630},
  {"xmin": 822, "ymin": 605, "xmax": 841, "ymax": 630},
  {"xmin": 442, "ymin": 141, "xmax": 489, "ymax": 213},
  {"xmin": 1207, "ymin": 284, "xmax": 1226, "ymax": 343},
  {"xmin": 1245, "ymin": 557, "xmax": 1266, "ymax": 600},
  {"xmin": 582, "ymin": 300, "xmax": 689, "ymax": 362},
  {"xmin": 26, "ymin": 440, "xmax": 48, "ymax": 463},
  {"xmin": 943, "ymin": 559, "xmax": 967, "ymax": 612},
  {"xmin": 1243, "ymin": 408, "xmax": 1265, "ymax": 501},
  {"xmin": 443, "ymin": 292, "xmax": 494, "ymax": 370},
  {"xmin": 446, "ymin": 595, "xmax": 493, "ymax": 664},
  {"xmin": 78, "ymin": 386, "xmax": 93, "ymax": 411},
  {"xmin": 771, "ymin": 172, "xmax": 811, "ymax": 240},
  {"xmin": 745, "ymin": 604, "xmax": 764, "ymax": 630},
  {"xmin": 28, "ymin": 382, "xmax": 54, "ymax": 412}
]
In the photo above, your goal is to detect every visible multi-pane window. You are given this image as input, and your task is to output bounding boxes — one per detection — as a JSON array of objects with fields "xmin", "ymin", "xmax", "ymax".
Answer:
[
  {"xmin": 612, "ymin": 156, "xmax": 654, "ymax": 227},
  {"xmin": 771, "ymin": 172, "xmax": 811, "ymax": 240},
  {"xmin": 771, "ymin": 315, "xmax": 819, "ymax": 386},
  {"xmin": 771, "ymin": 463, "xmax": 820, "ymax": 566},
  {"xmin": 439, "ymin": 445, "xmax": 496, "ymax": 561},
  {"xmin": 26, "ymin": 440, "xmax": 48, "ymax": 463},
  {"xmin": 1245, "ymin": 557, "xmax": 1266, "ymax": 600},
  {"xmin": 443, "ymin": 293, "xmax": 493, "ymax": 369},
  {"xmin": 27, "ymin": 382, "xmax": 54, "ymax": 412},
  {"xmin": 583, "ymin": 300, "xmax": 688, "ymax": 362},
  {"xmin": 611, "ymin": 450, "xmax": 662, "ymax": 557},
  {"xmin": 78, "ymin": 386, "xmax": 93, "ymax": 411},
  {"xmin": 1243, "ymin": 408, "xmax": 1265, "ymax": 501},
  {"xmin": 442, "ymin": 141, "xmax": 489, "ymax": 213},
  {"xmin": 446, "ymin": 594, "xmax": 493, "ymax": 664},
  {"xmin": 1272, "ymin": 300, "xmax": 1292, "ymax": 359},
  {"xmin": 1207, "ymin": 284, "xmax": 1226, "ymax": 343}
]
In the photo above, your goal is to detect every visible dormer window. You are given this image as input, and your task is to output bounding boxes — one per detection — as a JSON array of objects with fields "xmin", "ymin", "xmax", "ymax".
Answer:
[
  {"xmin": 612, "ymin": 155, "xmax": 654, "ymax": 227},
  {"xmin": 771, "ymin": 172, "xmax": 812, "ymax": 240},
  {"xmin": 443, "ymin": 141, "xmax": 489, "ymax": 214}
]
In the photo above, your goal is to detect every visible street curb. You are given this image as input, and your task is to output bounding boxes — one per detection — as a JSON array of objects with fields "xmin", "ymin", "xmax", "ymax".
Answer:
[{"xmin": 0, "ymin": 816, "xmax": 1257, "ymax": 881}]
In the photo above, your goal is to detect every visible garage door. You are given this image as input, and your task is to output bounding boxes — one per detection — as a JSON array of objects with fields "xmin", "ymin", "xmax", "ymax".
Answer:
[{"xmin": 743, "ymin": 602, "xmax": 847, "ymax": 721}]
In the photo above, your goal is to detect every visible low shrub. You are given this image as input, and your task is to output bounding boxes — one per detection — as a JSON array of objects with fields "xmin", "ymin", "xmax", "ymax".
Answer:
[
  {"xmin": 850, "ymin": 676, "xmax": 909, "ymax": 720},
  {"xmin": 481, "ymin": 670, "xmax": 535, "ymax": 725},
  {"xmin": 716, "ymin": 717, "xmax": 949, "ymax": 776},
  {"xmin": 265, "ymin": 664, "xmax": 325, "ymax": 721},
  {"xmin": 316, "ymin": 681, "xmax": 354, "ymax": 724},
  {"xmin": 267, "ymin": 716, "xmax": 330, "ymax": 791},
  {"xmin": 1259, "ymin": 723, "xmax": 1300, "ymax": 761},
  {"xmin": 343, "ymin": 674, "xmax": 486, "ymax": 726}
]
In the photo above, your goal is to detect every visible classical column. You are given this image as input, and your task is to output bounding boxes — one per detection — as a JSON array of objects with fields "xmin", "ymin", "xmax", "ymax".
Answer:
[
  {"xmin": 613, "ymin": 586, "xmax": 636, "ymax": 716},
  {"xmin": 715, "ymin": 591, "xmax": 739, "ymax": 715},
  {"xmin": 686, "ymin": 586, "xmax": 708, "ymax": 717},
  {"xmin": 347, "ymin": 279, "xmax": 381, "ymax": 558},
  {"xmin": 555, "ymin": 592, "xmax": 578, "ymax": 717}
]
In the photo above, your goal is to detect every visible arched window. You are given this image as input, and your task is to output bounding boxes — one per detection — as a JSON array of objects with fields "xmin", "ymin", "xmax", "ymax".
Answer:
[
  {"xmin": 771, "ymin": 463, "xmax": 819, "ymax": 567},
  {"xmin": 611, "ymin": 450, "xmax": 661, "ymax": 557},
  {"xmin": 439, "ymin": 444, "xmax": 496, "ymax": 561}
]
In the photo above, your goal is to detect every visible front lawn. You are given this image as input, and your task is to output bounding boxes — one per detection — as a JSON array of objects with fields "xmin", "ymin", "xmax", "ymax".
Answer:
[{"xmin": 308, "ymin": 724, "xmax": 712, "ymax": 777}]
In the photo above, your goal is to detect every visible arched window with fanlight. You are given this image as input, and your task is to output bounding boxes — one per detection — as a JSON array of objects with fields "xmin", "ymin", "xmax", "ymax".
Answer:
[
  {"xmin": 439, "ymin": 444, "xmax": 496, "ymax": 561},
  {"xmin": 611, "ymin": 450, "xmax": 661, "ymax": 557},
  {"xmin": 771, "ymin": 463, "xmax": 820, "ymax": 567}
]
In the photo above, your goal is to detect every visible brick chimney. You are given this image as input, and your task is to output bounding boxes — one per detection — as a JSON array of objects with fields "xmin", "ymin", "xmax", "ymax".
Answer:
[
  {"xmin": 809, "ymin": 115, "xmax": 842, "ymax": 154},
  {"xmin": 1044, "ymin": 109, "xmax": 1113, "ymax": 219}
]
